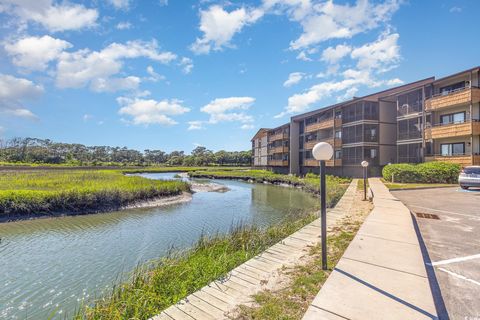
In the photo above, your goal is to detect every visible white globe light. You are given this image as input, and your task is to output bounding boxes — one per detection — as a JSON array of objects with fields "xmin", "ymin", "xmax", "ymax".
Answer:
[
  {"xmin": 312, "ymin": 142, "xmax": 334, "ymax": 161},
  {"xmin": 361, "ymin": 160, "xmax": 369, "ymax": 167}
]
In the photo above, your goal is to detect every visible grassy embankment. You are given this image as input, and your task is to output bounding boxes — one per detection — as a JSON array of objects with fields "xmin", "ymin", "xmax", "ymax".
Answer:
[
  {"xmin": 189, "ymin": 170, "xmax": 350, "ymax": 208},
  {"xmin": 0, "ymin": 170, "xmax": 190, "ymax": 218},
  {"xmin": 76, "ymin": 212, "xmax": 318, "ymax": 319}
]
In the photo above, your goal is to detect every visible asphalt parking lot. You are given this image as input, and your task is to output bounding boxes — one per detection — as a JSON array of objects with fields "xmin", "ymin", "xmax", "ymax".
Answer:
[{"xmin": 392, "ymin": 187, "xmax": 480, "ymax": 320}]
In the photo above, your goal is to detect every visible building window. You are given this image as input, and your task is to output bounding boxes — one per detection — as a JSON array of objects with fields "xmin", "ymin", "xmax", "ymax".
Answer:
[
  {"xmin": 335, "ymin": 130, "xmax": 342, "ymax": 139},
  {"xmin": 343, "ymin": 101, "xmax": 379, "ymax": 123},
  {"xmin": 440, "ymin": 143, "xmax": 465, "ymax": 156},
  {"xmin": 398, "ymin": 143, "xmax": 422, "ymax": 163},
  {"xmin": 440, "ymin": 81, "xmax": 466, "ymax": 95},
  {"xmin": 440, "ymin": 112, "xmax": 466, "ymax": 125},
  {"xmin": 305, "ymin": 150, "xmax": 313, "ymax": 159},
  {"xmin": 364, "ymin": 124, "xmax": 378, "ymax": 142},
  {"xmin": 335, "ymin": 109, "xmax": 342, "ymax": 119},
  {"xmin": 397, "ymin": 89, "xmax": 423, "ymax": 117},
  {"xmin": 398, "ymin": 117, "xmax": 422, "ymax": 140},
  {"xmin": 335, "ymin": 149, "xmax": 342, "ymax": 159}
]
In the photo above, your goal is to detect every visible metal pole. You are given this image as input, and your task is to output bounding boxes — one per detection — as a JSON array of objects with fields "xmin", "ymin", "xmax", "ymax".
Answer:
[
  {"xmin": 320, "ymin": 160, "xmax": 327, "ymax": 270},
  {"xmin": 363, "ymin": 166, "xmax": 367, "ymax": 201}
]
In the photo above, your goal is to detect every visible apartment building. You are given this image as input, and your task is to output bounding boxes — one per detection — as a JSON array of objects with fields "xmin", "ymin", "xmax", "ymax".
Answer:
[
  {"xmin": 424, "ymin": 69, "xmax": 480, "ymax": 166},
  {"xmin": 251, "ymin": 66, "xmax": 480, "ymax": 177},
  {"xmin": 251, "ymin": 128, "xmax": 268, "ymax": 167}
]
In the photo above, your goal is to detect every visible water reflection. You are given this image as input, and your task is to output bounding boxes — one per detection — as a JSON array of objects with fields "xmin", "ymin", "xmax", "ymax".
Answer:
[{"xmin": 0, "ymin": 173, "xmax": 317, "ymax": 319}]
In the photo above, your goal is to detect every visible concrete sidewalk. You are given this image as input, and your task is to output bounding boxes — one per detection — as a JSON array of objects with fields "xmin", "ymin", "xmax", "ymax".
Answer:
[{"xmin": 303, "ymin": 178, "xmax": 438, "ymax": 320}]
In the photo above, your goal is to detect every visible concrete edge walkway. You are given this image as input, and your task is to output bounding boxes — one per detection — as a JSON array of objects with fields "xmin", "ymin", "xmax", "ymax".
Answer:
[
  {"xmin": 151, "ymin": 179, "xmax": 359, "ymax": 320},
  {"xmin": 303, "ymin": 178, "xmax": 438, "ymax": 320}
]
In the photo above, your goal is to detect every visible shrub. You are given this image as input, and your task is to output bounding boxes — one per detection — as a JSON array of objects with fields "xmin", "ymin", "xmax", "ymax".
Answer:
[{"xmin": 382, "ymin": 162, "xmax": 461, "ymax": 183}]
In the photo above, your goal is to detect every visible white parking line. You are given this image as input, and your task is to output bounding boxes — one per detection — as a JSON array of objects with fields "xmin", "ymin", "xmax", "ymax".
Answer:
[
  {"xmin": 409, "ymin": 205, "xmax": 477, "ymax": 218},
  {"xmin": 437, "ymin": 267, "xmax": 480, "ymax": 287},
  {"xmin": 428, "ymin": 253, "xmax": 480, "ymax": 266}
]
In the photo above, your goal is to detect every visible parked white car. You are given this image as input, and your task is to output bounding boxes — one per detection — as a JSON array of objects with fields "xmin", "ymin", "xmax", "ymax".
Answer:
[{"xmin": 459, "ymin": 166, "xmax": 480, "ymax": 190}]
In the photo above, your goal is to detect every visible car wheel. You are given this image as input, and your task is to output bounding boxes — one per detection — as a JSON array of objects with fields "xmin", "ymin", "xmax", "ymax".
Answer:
[{"xmin": 461, "ymin": 186, "xmax": 469, "ymax": 190}]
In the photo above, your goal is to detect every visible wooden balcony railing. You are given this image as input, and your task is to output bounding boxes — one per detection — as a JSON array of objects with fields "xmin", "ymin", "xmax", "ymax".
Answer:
[
  {"xmin": 268, "ymin": 146, "xmax": 289, "ymax": 155},
  {"xmin": 425, "ymin": 154, "xmax": 480, "ymax": 167},
  {"xmin": 303, "ymin": 159, "xmax": 336, "ymax": 167},
  {"xmin": 425, "ymin": 87, "xmax": 480, "ymax": 111},
  {"xmin": 304, "ymin": 138, "xmax": 334, "ymax": 150},
  {"xmin": 268, "ymin": 160, "xmax": 289, "ymax": 166},
  {"xmin": 425, "ymin": 120, "xmax": 480, "ymax": 139},
  {"xmin": 268, "ymin": 133, "xmax": 288, "ymax": 142},
  {"xmin": 305, "ymin": 118, "xmax": 335, "ymax": 133}
]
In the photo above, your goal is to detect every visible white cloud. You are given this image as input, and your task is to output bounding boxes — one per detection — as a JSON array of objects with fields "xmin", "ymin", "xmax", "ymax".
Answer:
[
  {"xmin": 187, "ymin": 120, "xmax": 204, "ymax": 130},
  {"xmin": 83, "ymin": 114, "xmax": 93, "ymax": 121},
  {"xmin": 108, "ymin": 0, "xmax": 130, "ymax": 10},
  {"xmin": 190, "ymin": 5, "xmax": 264, "ymax": 54},
  {"xmin": 0, "ymin": 0, "xmax": 98, "ymax": 32},
  {"xmin": 90, "ymin": 76, "xmax": 141, "ymax": 93},
  {"xmin": 350, "ymin": 32, "xmax": 400, "ymax": 71},
  {"xmin": 0, "ymin": 73, "xmax": 43, "ymax": 118},
  {"xmin": 200, "ymin": 97, "xmax": 255, "ymax": 127},
  {"xmin": 117, "ymin": 97, "xmax": 190, "ymax": 125},
  {"xmin": 179, "ymin": 57, "xmax": 194, "ymax": 74},
  {"xmin": 287, "ymin": 0, "xmax": 400, "ymax": 50},
  {"xmin": 240, "ymin": 124, "xmax": 254, "ymax": 130},
  {"xmin": 321, "ymin": 44, "xmax": 352, "ymax": 64},
  {"xmin": 276, "ymin": 31, "xmax": 403, "ymax": 118},
  {"xmin": 283, "ymin": 72, "xmax": 305, "ymax": 87},
  {"xmin": 56, "ymin": 40, "xmax": 176, "ymax": 91},
  {"xmin": 449, "ymin": 6, "xmax": 462, "ymax": 13},
  {"xmin": 4, "ymin": 35, "xmax": 72, "ymax": 71},
  {"xmin": 116, "ymin": 21, "xmax": 132, "ymax": 30},
  {"xmin": 146, "ymin": 65, "xmax": 166, "ymax": 82}
]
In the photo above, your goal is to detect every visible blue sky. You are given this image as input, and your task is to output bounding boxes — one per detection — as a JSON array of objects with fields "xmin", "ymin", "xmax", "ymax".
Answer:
[{"xmin": 0, "ymin": 0, "xmax": 478, "ymax": 152}]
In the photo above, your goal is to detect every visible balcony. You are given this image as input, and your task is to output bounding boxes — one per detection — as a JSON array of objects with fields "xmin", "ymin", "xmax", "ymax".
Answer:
[
  {"xmin": 304, "ymin": 138, "xmax": 334, "ymax": 150},
  {"xmin": 424, "ymin": 120, "xmax": 480, "ymax": 140},
  {"xmin": 425, "ymin": 154, "xmax": 480, "ymax": 167},
  {"xmin": 305, "ymin": 118, "xmax": 338, "ymax": 133},
  {"xmin": 425, "ymin": 87, "xmax": 480, "ymax": 111},
  {"xmin": 334, "ymin": 138, "xmax": 342, "ymax": 148},
  {"xmin": 303, "ymin": 159, "xmax": 336, "ymax": 167},
  {"xmin": 268, "ymin": 160, "xmax": 288, "ymax": 166},
  {"xmin": 268, "ymin": 146, "xmax": 289, "ymax": 155},
  {"xmin": 268, "ymin": 133, "xmax": 288, "ymax": 142}
]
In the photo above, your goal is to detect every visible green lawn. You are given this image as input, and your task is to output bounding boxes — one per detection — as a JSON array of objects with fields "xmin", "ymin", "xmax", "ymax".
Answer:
[{"xmin": 381, "ymin": 179, "xmax": 456, "ymax": 190}]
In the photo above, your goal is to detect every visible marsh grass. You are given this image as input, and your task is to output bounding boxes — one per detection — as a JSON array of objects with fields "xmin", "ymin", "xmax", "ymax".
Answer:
[
  {"xmin": 0, "ymin": 170, "xmax": 190, "ymax": 216},
  {"xmin": 75, "ymin": 212, "xmax": 317, "ymax": 320},
  {"xmin": 189, "ymin": 170, "xmax": 350, "ymax": 208}
]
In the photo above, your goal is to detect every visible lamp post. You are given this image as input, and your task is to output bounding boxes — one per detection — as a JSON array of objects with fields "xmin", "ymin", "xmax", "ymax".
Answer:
[
  {"xmin": 361, "ymin": 160, "xmax": 369, "ymax": 201},
  {"xmin": 312, "ymin": 142, "xmax": 334, "ymax": 270}
]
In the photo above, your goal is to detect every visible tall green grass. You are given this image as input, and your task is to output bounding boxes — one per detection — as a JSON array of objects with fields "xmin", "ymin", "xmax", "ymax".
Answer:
[
  {"xmin": 189, "ymin": 170, "xmax": 350, "ymax": 208},
  {"xmin": 76, "ymin": 212, "xmax": 317, "ymax": 319},
  {"xmin": 0, "ymin": 170, "xmax": 190, "ymax": 216}
]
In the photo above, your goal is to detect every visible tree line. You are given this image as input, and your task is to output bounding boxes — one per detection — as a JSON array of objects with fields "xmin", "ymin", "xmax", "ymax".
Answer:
[{"xmin": 0, "ymin": 138, "xmax": 252, "ymax": 166}]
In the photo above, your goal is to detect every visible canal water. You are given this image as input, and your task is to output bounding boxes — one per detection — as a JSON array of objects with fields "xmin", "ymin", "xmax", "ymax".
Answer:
[{"xmin": 0, "ymin": 173, "xmax": 318, "ymax": 319}]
